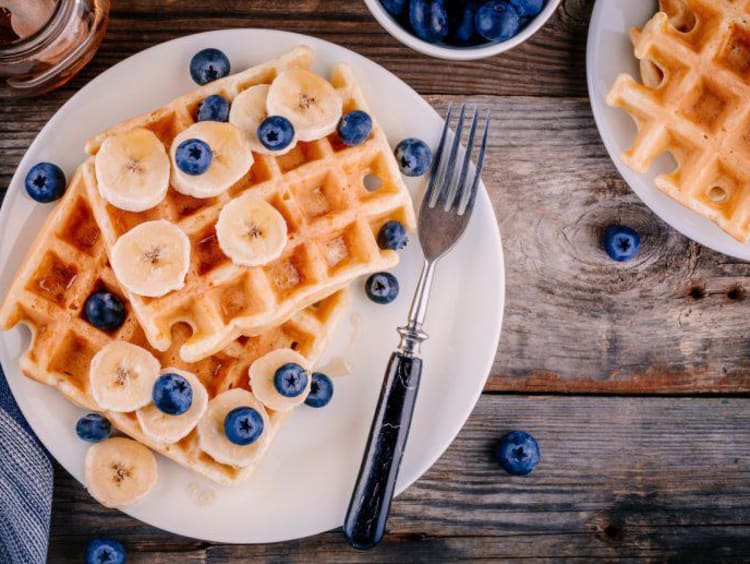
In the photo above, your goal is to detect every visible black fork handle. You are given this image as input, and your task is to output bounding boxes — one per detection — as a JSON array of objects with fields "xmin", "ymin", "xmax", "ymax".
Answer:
[{"xmin": 343, "ymin": 351, "xmax": 422, "ymax": 550}]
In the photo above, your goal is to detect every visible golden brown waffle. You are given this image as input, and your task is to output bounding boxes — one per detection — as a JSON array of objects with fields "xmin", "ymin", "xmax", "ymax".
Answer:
[
  {"xmin": 83, "ymin": 45, "xmax": 416, "ymax": 362},
  {"xmin": 0, "ymin": 167, "xmax": 349, "ymax": 485},
  {"xmin": 607, "ymin": 0, "xmax": 750, "ymax": 242}
]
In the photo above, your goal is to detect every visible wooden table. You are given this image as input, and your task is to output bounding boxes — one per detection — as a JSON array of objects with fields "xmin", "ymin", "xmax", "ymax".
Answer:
[{"xmin": 2, "ymin": 0, "xmax": 749, "ymax": 560}]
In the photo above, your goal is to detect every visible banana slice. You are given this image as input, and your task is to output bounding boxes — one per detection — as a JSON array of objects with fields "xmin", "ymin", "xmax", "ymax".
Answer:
[
  {"xmin": 95, "ymin": 128, "xmax": 170, "ymax": 212},
  {"xmin": 266, "ymin": 69, "xmax": 342, "ymax": 142},
  {"xmin": 248, "ymin": 348, "xmax": 311, "ymax": 412},
  {"xmin": 85, "ymin": 437, "xmax": 158, "ymax": 508},
  {"xmin": 229, "ymin": 84, "xmax": 298, "ymax": 156},
  {"xmin": 196, "ymin": 388, "xmax": 271, "ymax": 467},
  {"xmin": 136, "ymin": 369, "xmax": 209, "ymax": 444},
  {"xmin": 170, "ymin": 121, "xmax": 253, "ymax": 198},
  {"xmin": 215, "ymin": 193, "xmax": 288, "ymax": 267},
  {"xmin": 90, "ymin": 341, "xmax": 160, "ymax": 412},
  {"xmin": 110, "ymin": 220, "xmax": 191, "ymax": 298}
]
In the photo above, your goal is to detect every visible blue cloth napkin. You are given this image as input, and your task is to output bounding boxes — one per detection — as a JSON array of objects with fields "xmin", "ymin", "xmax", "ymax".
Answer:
[{"xmin": 0, "ymin": 365, "xmax": 52, "ymax": 564}]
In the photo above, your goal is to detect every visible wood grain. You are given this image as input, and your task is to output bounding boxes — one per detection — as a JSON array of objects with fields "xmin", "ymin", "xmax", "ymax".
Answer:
[{"xmin": 47, "ymin": 395, "xmax": 750, "ymax": 561}]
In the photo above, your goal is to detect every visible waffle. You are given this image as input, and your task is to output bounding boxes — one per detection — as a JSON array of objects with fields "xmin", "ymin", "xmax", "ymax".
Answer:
[
  {"xmin": 0, "ymin": 166, "xmax": 349, "ymax": 485},
  {"xmin": 83, "ymin": 45, "xmax": 416, "ymax": 362},
  {"xmin": 607, "ymin": 0, "xmax": 750, "ymax": 242}
]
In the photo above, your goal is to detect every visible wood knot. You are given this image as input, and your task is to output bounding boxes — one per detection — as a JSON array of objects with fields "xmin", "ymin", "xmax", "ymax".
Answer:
[
  {"xmin": 688, "ymin": 284, "xmax": 706, "ymax": 300},
  {"xmin": 727, "ymin": 284, "xmax": 746, "ymax": 302}
]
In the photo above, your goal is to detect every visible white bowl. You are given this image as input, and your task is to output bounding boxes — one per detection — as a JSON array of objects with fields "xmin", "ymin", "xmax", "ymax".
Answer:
[{"xmin": 363, "ymin": 0, "xmax": 562, "ymax": 61}]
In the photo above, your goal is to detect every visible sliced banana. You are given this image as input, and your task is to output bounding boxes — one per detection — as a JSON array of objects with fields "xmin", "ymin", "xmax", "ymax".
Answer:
[
  {"xmin": 95, "ymin": 128, "xmax": 170, "ymax": 212},
  {"xmin": 111, "ymin": 220, "xmax": 190, "ymax": 298},
  {"xmin": 90, "ymin": 341, "xmax": 160, "ymax": 412},
  {"xmin": 248, "ymin": 348, "xmax": 311, "ymax": 412},
  {"xmin": 215, "ymin": 193, "xmax": 287, "ymax": 267},
  {"xmin": 229, "ymin": 84, "xmax": 298, "ymax": 156},
  {"xmin": 266, "ymin": 69, "xmax": 342, "ymax": 142},
  {"xmin": 197, "ymin": 388, "xmax": 271, "ymax": 467},
  {"xmin": 136, "ymin": 369, "xmax": 209, "ymax": 444},
  {"xmin": 170, "ymin": 121, "xmax": 253, "ymax": 198},
  {"xmin": 85, "ymin": 437, "xmax": 158, "ymax": 508}
]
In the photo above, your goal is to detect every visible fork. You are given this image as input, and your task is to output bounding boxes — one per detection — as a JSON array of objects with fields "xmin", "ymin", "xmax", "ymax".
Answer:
[{"xmin": 343, "ymin": 104, "xmax": 490, "ymax": 550}]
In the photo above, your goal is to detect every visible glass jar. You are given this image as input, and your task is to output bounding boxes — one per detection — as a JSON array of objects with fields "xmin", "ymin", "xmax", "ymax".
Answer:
[{"xmin": 0, "ymin": 0, "xmax": 109, "ymax": 98}]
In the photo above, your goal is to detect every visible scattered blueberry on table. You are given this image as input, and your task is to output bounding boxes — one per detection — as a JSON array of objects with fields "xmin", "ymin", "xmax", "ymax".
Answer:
[
  {"xmin": 274, "ymin": 362, "xmax": 309, "ymax": 397},
  {"xmin": 224, "ymin": 406, "xmax": 264, "ymax": 446},
  {"xmin": 84, "ymin": 291, "xmax": 126, "ymax": 331},
  {"xmin": 197, "ymin": 94, "xmax": 230, "ymax": 122},
  {"xmin": 189, "ymin": 48, "xmax": 230, "ymax": 85},
  {"xmin": 603, "ymin": 225, "xmax": 641, "ymax": 262},
  {"xmin": 24, "ymin": 162, "xmax": 66, "ymax": 203},
  {"xmin": 495, "ymin": 430, "xmax": 540, "ymax": 476},
  {"xmin": 394, "ymin": 138, "xmax": 432, "ymax": 177},
  {"xmin": 305, "ymin": 372, "xmax": 334, "ymax": 408},
  {"xmin": 75, "ymin": 413, "xmax": 112, "ymax": 443},
  {"xmin": 258, "ymin": 115, "xmax": 295, "ymax": 151},
  {"xmin": 337, "ymin": 110, "xmax": 373, "ymax": 146},
  {"xmin": 85, "ymin": 538, "xmax": 126, "ymax": 564},
  {"xmin": 365, "ymin": 272, "xmax": 400, "ymax": 304},
  {"xmin": 377, "ymin": 220, "xmax": 409, "ymax": 250},
  {"xmin": 153, "ymin": 373, "xmax": 193, "ymax": 415},
  {"xmin": 175, "ymin": 138, "xmax": 213, "ymax": 175}
]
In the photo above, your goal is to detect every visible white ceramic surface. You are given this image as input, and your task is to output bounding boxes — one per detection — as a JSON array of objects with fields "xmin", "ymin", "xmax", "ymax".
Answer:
[
  {"xmin": 0, "ymin": 30, "xmax": 505, "ymax": 543},
  {"xmin": 588, "ymin": 0, "xmax": 750, "ymax": 260},
  {"xmin": 363, "ymin": 0, "xmax": 562, "ymax": 61}
]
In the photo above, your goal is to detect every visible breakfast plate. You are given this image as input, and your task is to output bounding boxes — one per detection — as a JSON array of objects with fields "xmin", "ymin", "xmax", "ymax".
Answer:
[
  {"xmin": 0, "ymin": 29, "xmax": 504, "ymax": 543},
  {"xmin": 587, "ymin": 0, "xmax": 750, "ymax": 260}
]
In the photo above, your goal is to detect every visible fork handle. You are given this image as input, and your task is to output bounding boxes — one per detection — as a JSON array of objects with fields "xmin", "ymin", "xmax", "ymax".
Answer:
[{"xmin": 343, "ymin": 351, "xmax": 422, "ymax": 550}]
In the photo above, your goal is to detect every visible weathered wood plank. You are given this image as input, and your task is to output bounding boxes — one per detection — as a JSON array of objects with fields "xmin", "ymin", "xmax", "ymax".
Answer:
[{"xmin": 47, "ymin": 395, "xmax": 750, "ymax": 561}]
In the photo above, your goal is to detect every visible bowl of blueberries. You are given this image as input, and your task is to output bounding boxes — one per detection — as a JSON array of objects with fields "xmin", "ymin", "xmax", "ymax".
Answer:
[{"xmin": 364, "ymin": 0, "xmax": 561, "ymax": 60}]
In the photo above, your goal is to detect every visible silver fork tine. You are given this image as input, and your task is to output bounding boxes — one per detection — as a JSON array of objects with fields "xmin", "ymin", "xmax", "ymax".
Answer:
[
  {"xmin": 424, "ymin": 104, "xmax": 453, "ymax": 208},
  {"xmin": 450, "ymin": 107, "xmax": 479, "ymax": 212},
  {"xmin": 461, "ymin": 111, "xmax": 489, "ymax": 215},
  {"xmin": 437, "ymin": 103, "xmax": 466, "ymax": 210}
]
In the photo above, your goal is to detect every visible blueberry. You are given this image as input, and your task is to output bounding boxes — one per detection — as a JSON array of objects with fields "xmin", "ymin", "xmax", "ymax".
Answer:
[
  {"xmin": 197, "ymin": 94, "xmax": 230, "ymax": 122},
  {"xmin": 85, "ymin": 538, "xmax": 126, "ymax": 564},
  {"xmin": 189, "ymin": 48, "xmax": 230, "ymax": 85},
  {"xmin": 495, "ymin": 430, "xmax": 540, "ymax": 476},
  {"xmin": 273, "ymin": 363, "xmax": 308, "ymax": 398},
  {"xmin": 337, "ymin": 110, "xmax": 373, "ymax": 146},
  {"xmin": 377, "ymin": 221, "xmax": 408, "ymax": 250},
  {"xmin": 508, "ymin": 0, "xmax": 544, "ymax": 17},
  {"xmin": 394, "ymin": 138, "xmax": 433, "ymax": 177},
  {"xmin": 603, "ymin": 225, "xmax": 641, "ymax": 262},
  {"xmin": 305, "ymin": 372, "xmax": 334, "ymax": 408},
  {"xmin": 24, "ymin": 162, "xmax": 66, "ymax": 203},
  {"xmin": 365, "ymin": 272, "xmax": 399, "ymax": 304},
  {"xmin": 381, "ymin": 0, "xmax": 408, "ymax": 16},
  {"xmin": 152, "ymin": 373, "xmax": 193, "ymax": 416},
  {"xmin": 257, "ymin": 116, "xmax": 295, "ymax": 152},
  {"xmin": 175, "ymin": 138, "xmax": 213, "ymax": 175},
  {"xmin": 75, "ymin": 413, "xmax": 112, "ymax": 443},
  {"xmin": 84, "ymin": 291, "xmax": 126, "ymax": 331},
  {"xmin": 224, "ymin": 406, "xmax": 264, "ymax": 446},
  {"xmin": 409, "ymin": 0, "xmax": 449, "ymax": 43},
  {"xmin": 476, "ymin": 0, "xmax": 521, "ymax": 42},
  {"xmin": 447, "ymin": 0, "xmax": 481, "ymax": 45}
]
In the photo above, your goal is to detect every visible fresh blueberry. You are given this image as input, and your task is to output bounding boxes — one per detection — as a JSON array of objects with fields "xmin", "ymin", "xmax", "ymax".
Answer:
[
  {"xmin": 257, "ymin": 116, "xmax": 295, "ymax": 152},
  {"xmin": 189, "ymin": 48, "xmax": 230, "ymax": 85},
  {"xmin": 75, "ymin": 413, "xmax": 112, "ymax": 443},
  {"xmin": 337, "ymin": 110, "xmax": 373, "ymax": 146},
  {"xmin": 175, "ymin": 138, "xmax": 213, "ymax": 175},
  {"xmin": 381, "ymin": 0, "xmax": 408, "ymax": 16},
  {"xmin": 447, "ymin": 0, "xmax": 481, "ymax": 44},
  {"xmin": 305, "ymin": 372, "xmax": 334, "ymax": 408},
  {"xmin": 508, "ymin": 0, "xmax": 544, "ymax": 17},
  {"xmin": 377, "ymin": 221, "xmax": 408, "ymax": 250},
  {"xmin": 495, "ymin": 430, "xmax": 540, "ymax": 476},
  {"xmin": 24, "ymin": 162, "xmax": 66, "ymax": 203},
  {"xmin": 152, "ymin": 373, "xmax": 193, "ymax": 416},
  {"xmin": 84, "ymin": 291, "xmax": 126, "ymax": 331},
  {"xmin": 476, "ymin": 0, "xmax": 521, "ymax": 42},
  {"xmin": 365, "ymin": 272, "xmax": 399, "ymax": 304},
  {"xmin": 273, "ymin": 363, "xmax": 308, "ymax": 398},
  {"xmin": 394, "ymin": 138, "xmax": 433, "ymax": 177},
  {"xmin": 409, "ymin": 0, "xmax": 449, "ymax": 43},
  {"xmin": 224, "ymin": 406, "xmax": 264, "ymax": 446},
  {"xmin": 603, "ymin": 225, "xmax": 641, "ymax": 262},
  {"xmin": 85, "ymin": 538, "xmax": 126, "ymax": 564},
  {"xmin": 197, "ymin": 94, "xmax": 230, "ymax": 122}
]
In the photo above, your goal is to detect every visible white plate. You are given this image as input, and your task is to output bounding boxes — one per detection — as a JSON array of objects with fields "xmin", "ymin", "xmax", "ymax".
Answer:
[
  {"xmin": 587, "ymin": 0, "xmax": 750, "ymax": 260},
  {"xmin": 0, "ymin": 30, "xmax": 504, "ymax": 543}
]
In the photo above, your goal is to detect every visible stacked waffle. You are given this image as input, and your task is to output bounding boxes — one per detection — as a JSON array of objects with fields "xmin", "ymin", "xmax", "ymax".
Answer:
[{"xmin": 0, "ymin": 45, "xmax": 415, "ymax": 504}]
